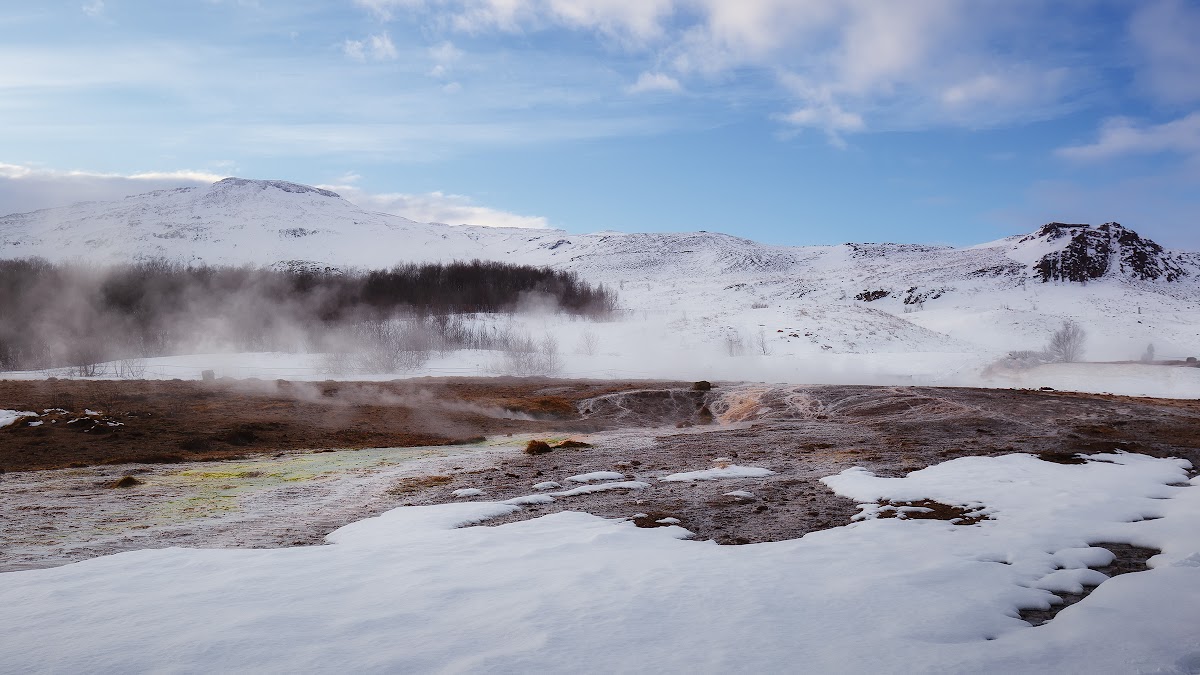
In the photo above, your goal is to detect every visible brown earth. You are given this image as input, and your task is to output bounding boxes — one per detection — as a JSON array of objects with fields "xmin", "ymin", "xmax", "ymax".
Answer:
[
  {"xmin": 0, "ymin": 377, "xmax": 684, "ymax": 472},
  {"xmin": 386, "ymin": 384, "xmax": 1200, "ymax": 545},
  {"xmin": 3, "ymin": 380, "xmax": 1198, "ymax": 587}
]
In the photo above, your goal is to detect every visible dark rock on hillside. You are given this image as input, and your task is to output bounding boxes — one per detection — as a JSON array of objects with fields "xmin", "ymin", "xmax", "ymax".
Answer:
[
  {"xmin": 855, "ymin": 289, "xmax": 890, "ymax": 302},
  {"xmin": 1025, "ymin": 222, "xmax": 1187, "ymax": 283}
]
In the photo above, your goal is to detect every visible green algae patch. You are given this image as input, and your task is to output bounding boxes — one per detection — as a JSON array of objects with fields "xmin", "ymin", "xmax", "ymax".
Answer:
[{"xmin": 159, "ymin": 493, "xmax": 240, "ymax": 520}]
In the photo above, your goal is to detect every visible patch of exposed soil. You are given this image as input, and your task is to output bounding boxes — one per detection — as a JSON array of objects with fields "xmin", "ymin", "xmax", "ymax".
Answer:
[
  {"xmin": 3, "ymin": 381, "xmax": 1198, "ymax": 571},
  {"xmin": 0, "ymin": 377, "xmax": 685, "ymax": 471},
  {"xmin": 403, "ymin": 384, "xmax": 1200, "ymax": 546},
  {"xmin": 871, "ymin": 499, "xmax": 990, "ymax": 525}
]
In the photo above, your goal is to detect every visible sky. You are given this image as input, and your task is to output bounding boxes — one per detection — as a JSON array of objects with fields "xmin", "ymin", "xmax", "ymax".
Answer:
[{"xmin": 1, "ymin": 0, "xmax": 1199, "ymax": 247}]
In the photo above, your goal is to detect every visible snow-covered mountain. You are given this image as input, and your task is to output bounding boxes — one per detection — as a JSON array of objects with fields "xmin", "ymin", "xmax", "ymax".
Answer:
[{"xmin": 2, "ymin": 177, "xmax": 1198, "ymax": 370}]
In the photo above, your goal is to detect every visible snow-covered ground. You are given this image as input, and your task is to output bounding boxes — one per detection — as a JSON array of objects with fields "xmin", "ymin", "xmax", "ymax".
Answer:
[
  {"xmin": 3, "ymin": 180, "xmax": 1199, "ymax": 670},
  {"xmin": 1, "ymin": 451, "xmax": 1197, "ymax": 673},
  {"xmin": 5, "ymin": 341, "xmax": 1200, "ymax": 399},
  {"xmin": 2, "ymin": 177, "xmax": 1199, "ymax": 399}
]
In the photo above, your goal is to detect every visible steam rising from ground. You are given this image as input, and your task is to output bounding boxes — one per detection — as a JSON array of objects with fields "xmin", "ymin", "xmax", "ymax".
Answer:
[
  {"xmin": 0, "ymin": 259, "xmax": 614, "ymax": 375},
  {"xmin": 3, "ymin": 259, "xmax": 1198, "ymax": 399}
]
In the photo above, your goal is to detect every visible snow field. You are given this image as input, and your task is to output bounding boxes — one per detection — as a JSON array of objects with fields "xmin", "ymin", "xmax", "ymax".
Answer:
[
  {"xmin": 4, "ymin": 178, "xmax": 1200, "ymax": 399},
  {"xmin": 1, "ymin": 452, "xmax": 1197, "ymax": 673}
]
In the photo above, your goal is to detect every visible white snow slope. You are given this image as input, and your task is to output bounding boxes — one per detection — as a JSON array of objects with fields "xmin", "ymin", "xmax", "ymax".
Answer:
[
  {"xmin": 1, "ymin": 452, "xmax": 1198, "ymax": 673},
  {"xmin": 2, "ymin": 178, "xmax": 1198, "ymax": 393}
]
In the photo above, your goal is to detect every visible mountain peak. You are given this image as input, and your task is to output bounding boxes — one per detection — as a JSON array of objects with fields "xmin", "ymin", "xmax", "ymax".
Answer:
[{"xmin": 209, "ymin": 177, "xmax": 341, "ymax": 199}]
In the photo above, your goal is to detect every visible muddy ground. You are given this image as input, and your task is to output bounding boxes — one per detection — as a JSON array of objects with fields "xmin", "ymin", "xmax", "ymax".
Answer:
[
  {"xmin": 0, "ymin": 379, "xmax": 1195, "ymax": 566},
  {"xmin": 4, "ymin": 379, "xmax": 1195, "ymax": 624},
  {"xmin": 415, "ymin": 384, "xmax": 1200, "ymax": 543},
  {"xmin": 0, "ymin": 377, "xmax": 679, "ymax": 471},
  {"xmin": 2, "ymin": 380, "xmax": 1199, "ymax": 578}
]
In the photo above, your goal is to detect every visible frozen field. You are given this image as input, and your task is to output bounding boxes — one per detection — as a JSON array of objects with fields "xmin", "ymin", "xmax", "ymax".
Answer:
[{"xmin": 1, "ymin": 450, "xmax": 1197, "ymax": 673}]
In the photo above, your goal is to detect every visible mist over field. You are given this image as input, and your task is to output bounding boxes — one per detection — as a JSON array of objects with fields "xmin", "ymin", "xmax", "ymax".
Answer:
[{"xmin": 0, "ymin": 258, "xmax": 615, "ymax": 374}]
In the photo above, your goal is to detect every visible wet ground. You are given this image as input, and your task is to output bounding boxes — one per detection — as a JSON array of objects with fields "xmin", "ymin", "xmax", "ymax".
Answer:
[
  {"xmin": 3, "ymin": 380, "xmax": 1199, "ymax": 575},
  {"xmin": 0, "ymin": 377, "xmax": 677, "ymax": 471}
]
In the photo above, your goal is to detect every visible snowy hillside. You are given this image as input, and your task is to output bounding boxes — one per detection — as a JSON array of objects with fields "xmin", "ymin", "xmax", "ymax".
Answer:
[{"xmin": 3, "ymin": 178, "xmax": 1199, "ymax": 389}]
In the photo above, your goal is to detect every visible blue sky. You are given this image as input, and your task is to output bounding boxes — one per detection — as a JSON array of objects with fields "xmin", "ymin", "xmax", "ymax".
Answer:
[{"xmin": 2, "ymin": 0, "xmax": 1199, "ymax": 247}]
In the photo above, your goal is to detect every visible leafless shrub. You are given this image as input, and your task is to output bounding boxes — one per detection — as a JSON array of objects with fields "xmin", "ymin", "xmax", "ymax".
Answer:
[
  {"xmin": 754, "ymin": 328, "xmax": 772, "ymax": 356},
  {"xmin": 577, "ymin": 330, "xmax": 599, "ymax": 356},
  {"xmin": 722, "ymin": 331, "xmax": 745, "ymax": 357},
  {"xmin": 1046, "ymin": 320, "xmax": 1086, "ymax": 363},
  {"xmin": 116, "ymin": 358, "xmax": 147, "ymax": 379},
  {"xmin": 352, "ymin": 319, "xmax": 432, "ymax": 373},
  {"xmin": 539, "ymin": 334, "xmax": 561, "ymax": 375},
  {"xmin": 319, "ymin": 351, "xmax": 356, "ymax": 376},
  {"xmin": 75, "ymin": 361, "xmax": 109, "ymax": 377},
  {"xmin": 495, "ymin": 332, "xmax": 561, "ymax": 376}
]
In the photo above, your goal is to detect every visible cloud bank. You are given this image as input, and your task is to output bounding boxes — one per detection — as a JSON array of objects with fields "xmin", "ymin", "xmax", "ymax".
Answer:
[
  {"xmin": 323, "ymin": 183, "xmax": 550, "ymax": 229},
  {"xmin": 353, "ymin": 0, "xmax": 1088, "ymax": 144},
  {"xmin": 0, "ymin": 163, "xmax": 548, "ymax": 229}
]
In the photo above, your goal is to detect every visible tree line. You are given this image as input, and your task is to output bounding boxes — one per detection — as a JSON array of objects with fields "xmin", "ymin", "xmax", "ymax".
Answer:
[{"xmin": 0, "ymin": 258, "xmax": 617, "ymax": 370}]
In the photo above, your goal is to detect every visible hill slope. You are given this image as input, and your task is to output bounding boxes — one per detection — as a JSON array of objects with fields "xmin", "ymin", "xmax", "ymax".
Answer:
[{"xmin": 2, "ymin": 178, "xmax": 1198, "ymax": 378}]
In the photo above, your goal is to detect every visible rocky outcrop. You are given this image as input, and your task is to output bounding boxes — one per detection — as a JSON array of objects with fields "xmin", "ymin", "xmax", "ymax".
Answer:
[{"xmin": 1024, "ymin": 222, "xmax": 1187, "ymax": 283}]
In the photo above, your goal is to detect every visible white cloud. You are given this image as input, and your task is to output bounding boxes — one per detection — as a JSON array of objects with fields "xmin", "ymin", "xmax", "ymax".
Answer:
[
  {"xmin": 542, "ymin": 0, "xmax": 675, "ymax": 42},
  {"xmin": 937, "ymin": 67, "xmax": 1072, "ymax": 127},
  {"xmin": 428, "ymin": 41, "xmax": 463, "ymax": 78},
  {"xmin": 0, "ymin": 163, "xmax": 226, "ymax": 216},
  {"xmin": 777, "ymin": 101, "xmax": 864, "ymax": 149},
  {"xmin": 0, "ymin": 163, "xmax": 226, "ymax": 185},
  {"xmin": 350, "ymin": 1, "xmax": 1089, "ymax": 140},
  {"xmin": 361, "ymin": 0, "xmax": 675, "ymax": 41},
  {"xmin": 354, "ymin": 0, "xmax": 425, "ymax": 22},
  {"xmin": 82, "ymin": 0, "xmax": 105, "ymax": 18},
  {"xmin": 1056, "ymin": 113, "xmax": 1200, "ymax": 161},
  {"xmin": 627, "ymin": 71, "xmax": 681, "ymax": 95},
  {"xmin": 323, "ymin": 183, "xmax": 550, "ymax": 228},
  {"xmin": 343, "ymin": 33, "xmax": 399, "ymax": 62},
  {"xmin": 779, "ymin": 105, "xmax": 863, "ymax": 132},
  {"xmin": 941, "ymin": 68, "xmax": 1067, "ymax": 109},
  {"xmin": 1130, "ymin": 0, "xmax": 1200, "ymax": 104}
]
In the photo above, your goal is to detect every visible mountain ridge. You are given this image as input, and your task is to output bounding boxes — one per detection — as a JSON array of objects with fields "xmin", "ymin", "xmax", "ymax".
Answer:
[
  {"xmin": 1, "ymin": 177, "xmax": 1193, "ymax": 282},
  {"xmin": 2, "ymin": 177, "xmax": 1198, "ymax": 364}
]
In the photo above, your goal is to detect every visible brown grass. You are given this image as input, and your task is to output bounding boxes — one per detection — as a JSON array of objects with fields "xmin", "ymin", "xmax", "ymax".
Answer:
[{"xmin": 389, "ymin": 475, "xmax": 453, "ymax": 495}]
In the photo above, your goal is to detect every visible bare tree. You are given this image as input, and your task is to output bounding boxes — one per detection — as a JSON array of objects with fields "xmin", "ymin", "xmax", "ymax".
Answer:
[
  {"xmin": 116, "ymin": 357, "xmax": 147, "ymax": 379},
  {"xmin": 1046, "ymin": 320, "xmax": 1086, "ymax": 363},
  {"xmin": 754, "ymin": 328, "xmax": 772, "ymax": 356},
  {"xmin": 722, "ymin": 332, "xmax": 745, "ymax": 357},
  {"xmin": 539, "ymin": 333, "xmax": 561, "ymax": 376},
  {"xmin": 353, "ymin": 319, "xmax": 431, "ymax": 373},
  {"xmin": 577, "ymin": 330, "xmax": 599, "ymax": 356},
  {"xmin": 497, "ymin": 332, "xmax": 561, "ymax": 376}
]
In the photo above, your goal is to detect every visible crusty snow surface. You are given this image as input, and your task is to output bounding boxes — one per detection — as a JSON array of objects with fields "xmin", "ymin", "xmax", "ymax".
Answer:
[
  {"xmin": 1, "ymin": 452, "xmax": 1198, "ymax": 673},
  {"xmin": 2, "ymin": 178, "xmax": 1199, "ymax": 398},
  {"xmin": 0, "ymin": 410, "xmax": 35, "ymax": 428}
]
